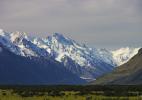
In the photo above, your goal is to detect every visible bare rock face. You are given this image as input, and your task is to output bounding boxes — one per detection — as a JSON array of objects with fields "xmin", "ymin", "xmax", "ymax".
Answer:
[{"xmin": 138, "ymin": 48, "xmax": 142, "ymax": 55}]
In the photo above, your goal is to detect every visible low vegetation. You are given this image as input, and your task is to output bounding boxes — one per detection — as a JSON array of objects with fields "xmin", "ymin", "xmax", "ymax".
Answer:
[{"xmin": 0, "ymin": 85, "xmax": 141, "ymax": 100}]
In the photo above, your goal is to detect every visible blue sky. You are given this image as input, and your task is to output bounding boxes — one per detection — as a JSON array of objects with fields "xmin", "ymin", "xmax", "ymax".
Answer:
[{"xmin": 0, "ymin": 0, "xmax": 142, "ymax": 49}]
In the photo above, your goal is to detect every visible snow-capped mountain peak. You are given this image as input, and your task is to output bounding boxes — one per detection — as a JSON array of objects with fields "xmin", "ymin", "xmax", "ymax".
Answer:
[
  {"xmin": 52, "ymin": 32, "xmax": 65, "ymax": 39},
  {"xmin": 0, "ymin": 29, "xmax": 4, "ymax": 34},
  {"xmin": 48, "ymin": 32, "xmax": 74, "ymax": 46},
  {"xmin": 0, "ymin": 29, "xmax": 10, "ymax": 38},
  {"xmin": 33, "ymin": 33, "xmax": 115, "ymax": 80},
  {"xmin": 10, "ymin": 31, "xmax": 28, "ymax": 43},
  {"xmin": 111, "ymin": 47, "xmax": 140, "ymax": 65}
]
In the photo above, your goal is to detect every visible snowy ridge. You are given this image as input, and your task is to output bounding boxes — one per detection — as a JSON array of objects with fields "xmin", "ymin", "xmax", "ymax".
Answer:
[
  {"xmin": 0, "ymin": 29, "xmax": 21, "ymax": 55},
  {"xmin": 33, "ymin": 33, "xmax": 116, "ymax": 80},
  {"xmin": 111, "ymin": 47, "xmax": 140, "ymax": 66},
  {"xmin": 0, "ymin": 30, "xmax": 50, "ymax": 57},
  {"xmin": 0, "ymin": 29, "xmax": 140, "ymax": 81}
]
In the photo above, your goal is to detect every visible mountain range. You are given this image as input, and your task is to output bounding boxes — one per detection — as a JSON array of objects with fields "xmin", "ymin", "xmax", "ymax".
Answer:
[{"xmin": 0, "ymin": 29, "xmax": 140, "ymax": 84}]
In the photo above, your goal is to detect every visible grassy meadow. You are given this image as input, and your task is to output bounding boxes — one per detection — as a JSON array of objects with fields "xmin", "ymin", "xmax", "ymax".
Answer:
[{"xmin": 0, "ymin": 85, "xmax": 141, "ymax": 100}]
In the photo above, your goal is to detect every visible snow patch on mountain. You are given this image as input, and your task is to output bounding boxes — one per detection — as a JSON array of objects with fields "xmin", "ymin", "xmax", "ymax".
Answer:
[{"xmin": 111, "ymin": 47, "xmax": 140, "ymax": 66}]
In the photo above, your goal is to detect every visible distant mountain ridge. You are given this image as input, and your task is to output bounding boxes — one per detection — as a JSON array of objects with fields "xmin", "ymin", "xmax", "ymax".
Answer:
[
  {"xmin": 91, "ymin": 48, "xmax": 142, "ymax": 85},
  {"xmin": 111, "ymin": 47, "xmax": 140, "ymax": 65},
  {"xmin": 0, "ymin": 29, "xmax": 140, "ymax": 82}
]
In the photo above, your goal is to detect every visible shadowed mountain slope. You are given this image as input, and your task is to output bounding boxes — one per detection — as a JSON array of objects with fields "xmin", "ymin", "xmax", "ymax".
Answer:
[{"xmin": 0, "ymin": 44, "xmax": 85, "ymax": 85}]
